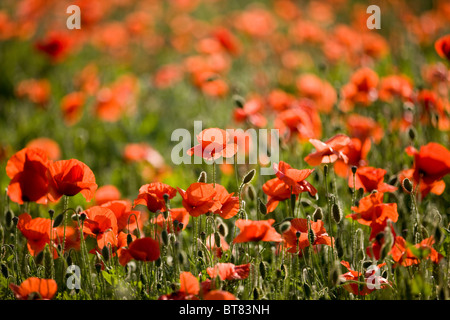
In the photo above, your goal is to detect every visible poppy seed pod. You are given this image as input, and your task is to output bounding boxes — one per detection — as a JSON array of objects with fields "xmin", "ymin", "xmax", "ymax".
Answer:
[
  {"xmin": 95, "ymin": 263, "xmax": 102, "ymax": 274},
  {"xmin": 402, "ymin": 178, "xmax": 413, "ymax": 193},
  {"xmin": 351, "ymin": 166, "xmax": 357, "ymax": 175},
  {"xmin": 48, "ymin": 209, "xmax": 55, "ymax": 219},
  {"xmin": 242, "ymin": 169, "xmax": 256, "ymax": 184},
  {"xmin": 313, "ymin": 207, "xmax": 323, "ymax": 222},
  {"xmin": 198, "ymin": 171, "xmax": 207, "ymax": 183},
  {"xmin": 332, "ymin": 203, "xmax": 342, "ymax": 224}
]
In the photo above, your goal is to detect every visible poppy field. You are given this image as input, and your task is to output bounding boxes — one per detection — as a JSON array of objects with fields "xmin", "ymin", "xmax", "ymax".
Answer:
[{"xmin": 0, "ymin": 0, "xmax": 450, "ymax": 303}]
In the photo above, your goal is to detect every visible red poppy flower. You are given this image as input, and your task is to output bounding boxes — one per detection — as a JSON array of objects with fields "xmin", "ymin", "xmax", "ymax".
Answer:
[
  {"xmin": 61, "ymin": 91, "xmax": 85, "ymax": 126},
  {"xmin": 82, "ymin": 206, "xmax": 118, "ymax": 248},
  {"xmin": 390, "ymin": 236, "xmax": 443, "ymax": 267},
  {"xmin": 401, "ymin": 142, "xmax": 450, "ymax": 197},
  {"xmin": 123, "ymin": 143, "xmax": 165, "ymax": 169},
  {"xmin": 95, "ymin": 185, "xmax": 121, "ymax": 205},
  {"xmin": 17, "ymin": 213, "xmax": 54, "ymax": 257},
  {"xmin": 34, "ymin": 30, "xmax": 73, "ymax": 62},
  {"xmin": 334, "ymin": 138, "xmax": 370, "ymax": 178},
  {"xmin": 339, "ymin": 67, "xmax": 379, "ymax": 111},
  {"xmin": 177, "ymin": 183, "xmax": 221, "ymax": 217},
  {"xmin": 296, "ymin": 74, "xmax": 337, "ymax": 113},
  {"xmin": 233, "ymin": 97, "xmax": 267, "ymax": 128},
  {"xmin": 203, "ymin": 290, "xmax": 236, "ymax": 300},
  {"xmin": 10, "ymin": 278, "xmax": 57, "ymax": 300},
  {"xmin": 206, "ymin": 233, "xmax": 229, "ymax": 258},
  {"xmin": 339, "ymin": 261, "xmax": 389, "ymax": 295},
  {"xmin": 273, "ymin": 161, "xmax": 317, "ymax": 196},
  {"xmin": 349, "ymin": 166, "xmax": 397, "ymax": 193},
  {"xmin": 347, "ymin": 192, "xmax": 398, "ymax": 230},
  {"xmin": 152, "ymin": 207, "xmax": 189, "ymax": 234},
  {"xmin": 378, "ymin": 75, "xmax": 413, "ymax": 102},
  {"xmin": 262, "ymin": 178, "xmax": 292, "ymax": 213},
  {"xmin": 179, "ymin": 271, "xmax": 200, "ymax": 296},
  {"xmin": 187, "ymin": 128, "xmax": 237, "ymax": 161},
  {"xmin": 6, "ymin": 147, "xmax": 50, "ymax": 204},
  {"xmin": 346, "ymin": 114, "xmax": 383, "ymax": 145},
  {"xmin": 100, "ymin": 200, "xmax": 140, "ymax": 232},
  {"xmin": 16, "ymin": 79, "xmax": 51, "ymax": 106},
  {"xmin": 233, "ymin": 219, "xmax": 282, "ymax": 243},
  {"xmin": 212, "ymin": 27, "xmax": 241, "ymax": 55},
  {"xmin": 125, "ymin": 237, "xmax": 160, "ymax": 262},
  {"xmin": 304, "ymin": 134, "xmax": 351, "ymax": 166},
  {"xmin": 133, "ymin": 182, "xmax": 177, "ymax": 213},
  {"xmin": 207, "ymin": 263, "xmax": 250, "ymax": 281},
  {"xmin": 47, "ymin": 159, "xmax": 98, "ymax": 202},
  {"xmin": 26, "ymin": 138, "xmax": 61, "ymax": 161},
  {"xmin": 274, "ymin": 101, "xmax": 322, "ymax": 142},
  {"xmin": 435, "ymin": 34, "xmax": 450, "ymax": 61},
  {"xmin": 212, "ymin": 184, "xmax": 240, "ymax": 219},
  {"xmin": 283, "ymin": 218, "xmax": 333, "ymax": 254}
]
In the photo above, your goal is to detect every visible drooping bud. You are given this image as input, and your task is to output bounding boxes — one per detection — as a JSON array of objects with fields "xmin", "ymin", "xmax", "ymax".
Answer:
[
  {"xmin": 5, "ymin": 210, "xmax": 14, "ymax": 230},
  {"xmin": 259, "ymin": 261, "xmax": 267, "ymax": 280},
  {"xmin": 329, "ymin": 261, "xmax": 341, "ymax": 287},
  {"xmin": 198, "ymin": 171, "xmax": 207, "ymax": 183},
  {"xmin": 53, "ymin": 213, "xmax": 65, "ymax": 228},
  {"xmin": 258, "ymin": 198, "xmax": 267, "ymax": 215},
  {"xmin": 308, "ymin": 228, "xmax": 316, "ymax": 245},
  {"xmin": 279, "ymin": 221, "xmax": 291, "ymax": 234},
  {"xmin": 214, "ymin": 232, "xmax": 221, "ymax": 248},
  {"xmin": 313, "ymin": 207, "xmax": 323, "ymax": 222},
  {"xmin": 246, "ymin": 184, "xmax": 256, "ymax": 202},
  {"xmin": 242, "ymin": 169, "xmax": 256, "ymax": 184},
  {"xmin": 102, "ymin": 246, "xmax": 110, "ymax": 261},
  {"xmin": 43, "ymin": 244, "xmax": 55, "ymax": 279},
  {"xmin": 233, "ymin": 94, "xmax": 245, "ymax": 109},
  {"xmin": 161, "ymin": 230, "xmax": 169, "ymax": 246},
  {"xmin": 332, "ymin": 203, "xmax": 342, "ymax": 223},
  {"xmin": 218, "ymin": 223, "xmax": 227, "ymax": 237},
  {"xmin": 402, "ymin": 178, "xmax": 413, "ymax": 193}
]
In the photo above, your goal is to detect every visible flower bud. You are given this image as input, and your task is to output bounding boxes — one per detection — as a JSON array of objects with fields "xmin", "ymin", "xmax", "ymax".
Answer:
[
  {"xmin": 402, "ymin": 178, "xmax": 413, "ymax": 193},
  {"xmin": 198, "ymin": 171, "xmax": 207, "ymax": 183},
  {"xmin": 332, "ymin": 203, "xmax": 342, "ymax": 224},
  {"xmin": 258, "ymin": 198, "xmax": 267, "ymax": 215},
  {"xmin": 313, "ymin": 207, "xmax": 323, "ymax": 221},
  {"xmin": 242, "ymin": 169, "xmax": 256, "ymax": 184}
]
